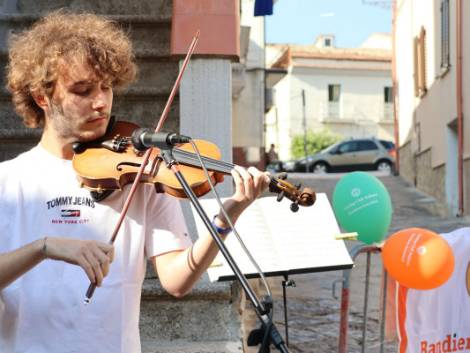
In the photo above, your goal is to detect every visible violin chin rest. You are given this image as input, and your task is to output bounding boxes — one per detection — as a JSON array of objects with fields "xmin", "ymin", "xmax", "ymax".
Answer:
[{"xmin": 89, "ymin": 190, "xmax": 115, "ymax": 202}]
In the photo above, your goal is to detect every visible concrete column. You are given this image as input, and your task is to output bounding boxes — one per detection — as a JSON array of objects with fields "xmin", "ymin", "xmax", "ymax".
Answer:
[
  {"xmin": 180, "ymin": 58, "xmax": 233, "ymax": 197},
  {"xmin": 172, "ymin": 0, "xmax": 239, "ymax": 198}
]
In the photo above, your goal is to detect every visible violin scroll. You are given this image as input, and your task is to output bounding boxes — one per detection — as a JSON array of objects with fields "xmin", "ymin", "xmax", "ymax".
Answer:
[{"xmin": 269, "ymin": 173, "xmax": 316, "ymax": 212}]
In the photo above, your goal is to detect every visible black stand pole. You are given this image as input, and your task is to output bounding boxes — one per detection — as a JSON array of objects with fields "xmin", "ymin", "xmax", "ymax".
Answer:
[
  {"xmin": 281, "ymin": 274, "xmax": 296, "ymax": 347},
  {"xmin": 160, "ymin": 149, "xmax": 289, "ymax": 353}
]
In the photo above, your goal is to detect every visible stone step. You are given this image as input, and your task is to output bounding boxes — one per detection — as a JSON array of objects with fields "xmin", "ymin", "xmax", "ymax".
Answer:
[
  {"xmin": 0, "ymin": 91, "xmax": 180, "ymax": 130},
  {"xmin": 9, "ymin": 0, "xmax": 172, "ymax": 18},
  {"xmin": 141, "ymin": 340, "xmax": 243, "ymax": 353},
  {"xmin": 0, "ymin": 56, "xmax": 179, "ymax": 96},
  {"xmin": 0, "ymin": 14, "xmax": 173, "ymax": 58},
  {"xmin": 0, "ymin": 139, "xmax": 38, "ymax": 162},
  {"xmin": 140, "ymin": 277, "xmax": 243, "ymax": 347},
  {"xmin": 112, "ymin": 95, "xmax": 180, "ymax": 132}
]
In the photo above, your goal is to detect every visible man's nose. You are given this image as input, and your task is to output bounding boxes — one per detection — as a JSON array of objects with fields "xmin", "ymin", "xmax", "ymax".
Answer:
[{"xmin": 92, "ymin": 89, "xmax": 109, "ymax": 110}]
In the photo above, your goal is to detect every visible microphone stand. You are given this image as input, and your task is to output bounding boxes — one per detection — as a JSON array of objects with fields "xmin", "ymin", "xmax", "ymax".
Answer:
[{"xmin": 159, "ymin": 147, "xmax": 289, "ymax": 353}]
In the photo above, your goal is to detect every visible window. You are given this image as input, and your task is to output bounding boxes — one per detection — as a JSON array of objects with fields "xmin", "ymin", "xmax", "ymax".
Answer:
[
  {"xmin": 328, "ymin": 84, "xmax": 341, "ymax": 102},
  {"xmin": 327, "ymin": 84, "xmax": 341, "ymax": 119},
  {"xmin": 324, "ymin": 38, "xmax": 332, "ymax": 47},
  {"xmin": 383, "ymin": 86, "xmax": 394, "ymax": 120},
  {"xmin": 338, "ymin": 141, "xmax": 357, "ymax": 153},
  {"xmin": 414, "ymin": 27, "xmax": 427, "ymax": 97},
  {"xmin": 379, "ymin": 140, "xmax": 395, "ymax": 150},
  {"xmin": 358, "ymin": 140, "xmax": 379, "ymax": 151},
  {"xmin": 384, "ymin": 87, "xmax": 393, "ymax": 103},
  {"xmin": 440, "ymin": 0, "xmax": 450, "ymax": 69}
]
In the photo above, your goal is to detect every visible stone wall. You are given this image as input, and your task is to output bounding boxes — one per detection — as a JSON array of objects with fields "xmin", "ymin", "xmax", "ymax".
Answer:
[
  {"xmin": 414, "ymin": 148, "xmax": 448, "ymax": 217},
  {"xmin": 398, "ymin": 140, "xmax": 416, "ymax": 186},
  {"xmin": 464, "ymin": 159, "xmax": 470, "ymax": 217},
  {"xmin": 399, "ymin": 142, "xmax": 450, "ymax": 217}
]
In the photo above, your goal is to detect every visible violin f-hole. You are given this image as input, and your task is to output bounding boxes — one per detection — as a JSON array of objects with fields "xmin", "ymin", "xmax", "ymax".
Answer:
[{"xmin": 116, "ymin": 161, "xmax": 142, "ymax": 171}]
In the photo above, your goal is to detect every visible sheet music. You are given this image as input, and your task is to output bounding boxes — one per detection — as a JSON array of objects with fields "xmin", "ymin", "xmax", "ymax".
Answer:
[{"xmin": 191, "ymin": 194, "xmax": 353, "ymax": 282}]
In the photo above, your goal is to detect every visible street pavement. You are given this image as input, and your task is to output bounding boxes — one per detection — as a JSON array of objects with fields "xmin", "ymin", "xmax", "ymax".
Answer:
[{"xmin": 242, "ymin": 172, "xmax": 470, "ymax": 353}]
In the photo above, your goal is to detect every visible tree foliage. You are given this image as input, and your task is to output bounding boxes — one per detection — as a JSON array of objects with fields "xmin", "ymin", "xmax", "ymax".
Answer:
[{"xmin": 291, "ymin": 130, "xmax": 342, "ymax": 159}]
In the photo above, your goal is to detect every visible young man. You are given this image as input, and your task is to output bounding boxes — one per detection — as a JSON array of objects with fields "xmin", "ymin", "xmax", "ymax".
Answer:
[{"xmin": 0, "ymin": 11, "xmax": 269, "ymax": 352}]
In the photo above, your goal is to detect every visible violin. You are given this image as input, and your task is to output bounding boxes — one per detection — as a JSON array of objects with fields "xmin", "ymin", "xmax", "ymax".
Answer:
[{"xmin": 72, "ymin": 120, "xmax": 316, "ymax": 212}]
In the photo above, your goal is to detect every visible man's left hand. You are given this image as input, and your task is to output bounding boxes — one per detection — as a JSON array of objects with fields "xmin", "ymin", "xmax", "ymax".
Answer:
[{"xmin": 216, "ymin": 166, "xmax": 270, "ymax": 227}]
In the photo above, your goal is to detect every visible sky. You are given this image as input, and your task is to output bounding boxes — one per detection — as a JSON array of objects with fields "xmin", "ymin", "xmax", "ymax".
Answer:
[{"xmin": 266, "ymin": 0, "xmax": 392, "ymax": 48}]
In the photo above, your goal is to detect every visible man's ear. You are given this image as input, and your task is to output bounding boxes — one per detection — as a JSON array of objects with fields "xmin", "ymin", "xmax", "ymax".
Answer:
[{"xmin": 31, "ymin": 92, "xmax": 49, "ymax": 110}]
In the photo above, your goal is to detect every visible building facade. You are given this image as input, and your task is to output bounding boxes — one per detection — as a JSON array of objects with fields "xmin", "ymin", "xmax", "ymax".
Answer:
[
  {"xmin": 265, "ymin": 34, "xmax": 393, "ymax": 161},
  {"xmin": 394, "ymin": 0, "xmax": 470, "ymax": 216}
]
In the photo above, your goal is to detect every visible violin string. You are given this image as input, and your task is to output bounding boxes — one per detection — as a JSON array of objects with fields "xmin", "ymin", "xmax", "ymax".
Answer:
[
  {"xmin": 187, "ymin": 139, "xmax": 273, "ymax": 301},
  {"xmin": 124, "ymin": 139, "xmax": 235, "ymax": 171},
  {"xmin": 172, "ymin": 149, "xmax": 234, "ymax": 172}
]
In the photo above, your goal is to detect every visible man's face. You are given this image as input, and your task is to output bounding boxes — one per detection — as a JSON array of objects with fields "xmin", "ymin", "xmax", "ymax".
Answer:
[{"xmin": 45, "ymin": 60, "xmax": 113, "ymax": 142}]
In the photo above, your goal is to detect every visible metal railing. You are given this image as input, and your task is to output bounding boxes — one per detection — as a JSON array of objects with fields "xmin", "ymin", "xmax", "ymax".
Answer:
[{"xmin": 334, "ymin": 244, "xmax": 389, "ymax": 353}]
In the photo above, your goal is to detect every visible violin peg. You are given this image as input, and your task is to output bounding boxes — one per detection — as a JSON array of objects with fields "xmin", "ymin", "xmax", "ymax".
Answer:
[
  {"xmin": 276, "ymin": 191, "xmax": 285, "ymax": 202},
  {"xmin": 290, "ymin": 202, "xmax": 299, "ymax": 213},
  {"xmin": 295, "ymin": 183, "xmax": 301, "ymax": 190}
]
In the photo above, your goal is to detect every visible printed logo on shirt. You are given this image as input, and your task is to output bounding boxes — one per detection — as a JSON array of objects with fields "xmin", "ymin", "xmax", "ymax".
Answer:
[
  {"xmin": 46, "ymin": 196, "xmax": 95, "ymax": 210},
  {"xmin": 61, "ymin": 209, "xmax": 81, "ymax": 218},
  {"xmin": 420, "ymin": 334, "xmax": 470, "ymax": 353},
  {"xmin": 47, "ymin": 195, "xmax": 94, "ymax": 225}
]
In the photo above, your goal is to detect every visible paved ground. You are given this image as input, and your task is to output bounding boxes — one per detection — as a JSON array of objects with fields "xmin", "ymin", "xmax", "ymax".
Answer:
[{"xmin": 242, "ymin": 172, "xmax": 470, "ymax": 353}]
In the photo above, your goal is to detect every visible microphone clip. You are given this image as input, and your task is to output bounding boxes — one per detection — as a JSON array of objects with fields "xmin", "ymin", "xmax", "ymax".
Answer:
[{"xmin": 131, "ymin": 128, "xmax": 191, "ymax": 151}]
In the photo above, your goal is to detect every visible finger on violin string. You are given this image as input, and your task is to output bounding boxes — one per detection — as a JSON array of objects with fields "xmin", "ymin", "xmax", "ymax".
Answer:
[
  {"xmin": 232, "ymin": 166, "xmax": 254, "ymax": 199},
  {"xmin": 247, "ymin": 166, "xmax": 271, "ymax": 192},
  {"xmin": 230, "ymin": 167, "xmax": 245, "ymax": 193}
]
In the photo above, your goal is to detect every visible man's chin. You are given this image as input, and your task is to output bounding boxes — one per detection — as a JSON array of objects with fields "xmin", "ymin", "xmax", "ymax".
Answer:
[{"xmin": 77, "ymin": 128, "xmax": 107, "ymax": 142}]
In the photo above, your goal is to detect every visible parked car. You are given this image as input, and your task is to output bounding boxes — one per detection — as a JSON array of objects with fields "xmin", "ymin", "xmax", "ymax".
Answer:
[
  {"xmin": 266, "ymin": 160, "xmax": 285, "ymax": 173},
  {"xmin": 293, "ymin": 137, "xmax": 395, "ymax": 174},
  {"xmin": 379, "ymin": 139, "xmax": 396, "ymax": 159}
]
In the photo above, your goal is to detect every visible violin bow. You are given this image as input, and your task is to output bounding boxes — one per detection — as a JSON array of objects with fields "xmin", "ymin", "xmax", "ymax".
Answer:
[{"xmin": 84, "ymin": 30, "xmax": 200, "ymax": 304}]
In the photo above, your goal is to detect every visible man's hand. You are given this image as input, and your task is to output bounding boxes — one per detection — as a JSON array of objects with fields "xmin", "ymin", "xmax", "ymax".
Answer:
[
  {"xmin": 216, "ymin": 166, "xmax": 270, "ymax": 226},
  {"xmin": 44, "ymin": 237, "xmax": 114, "ymax": 286}
]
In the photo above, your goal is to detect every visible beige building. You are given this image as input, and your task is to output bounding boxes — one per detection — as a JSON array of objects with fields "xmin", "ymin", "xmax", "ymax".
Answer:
[
  {"xmin": 265, "ymin": 34, "xmax": 393, "ymax": 161},
  {"xmin": 394, "ymin": 0, "xmax": 469, "ymax": 216}
]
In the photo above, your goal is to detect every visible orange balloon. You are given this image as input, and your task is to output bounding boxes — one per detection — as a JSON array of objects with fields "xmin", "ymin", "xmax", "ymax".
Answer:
[{"xmin": 382, "ymin": 228, "xmax": 454, "ymax": 290}]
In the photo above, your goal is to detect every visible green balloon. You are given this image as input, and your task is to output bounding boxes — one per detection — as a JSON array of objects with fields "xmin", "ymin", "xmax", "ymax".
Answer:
[{"xmin": 332, "ymin": 172, "xmax": 392, "ymax": 244}]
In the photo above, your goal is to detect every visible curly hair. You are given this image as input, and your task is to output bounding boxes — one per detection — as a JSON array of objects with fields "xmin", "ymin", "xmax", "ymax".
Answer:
[{"xmin": 6, "ymin": 10, "xmax": 137, "ymax": 128}]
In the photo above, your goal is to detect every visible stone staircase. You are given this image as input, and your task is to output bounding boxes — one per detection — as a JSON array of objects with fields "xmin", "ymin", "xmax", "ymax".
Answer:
[
  {"xmin": 0, "ymin": 1, "xmax": 244, "ymax": 352},
  {"xmin": 0, "ymin": 0, "xmax": 180, "ymax": 160}
]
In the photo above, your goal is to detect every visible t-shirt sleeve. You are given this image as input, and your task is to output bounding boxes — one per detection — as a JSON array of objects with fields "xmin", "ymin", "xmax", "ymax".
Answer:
[{"xmin": 144, "ymin": 192, "xmax": 193, "ymax": 258}]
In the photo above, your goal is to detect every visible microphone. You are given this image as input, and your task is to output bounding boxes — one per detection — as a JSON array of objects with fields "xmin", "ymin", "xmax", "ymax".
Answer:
[{"xmin": 131, "ymin": 128, "xmax": 191, "ymax": 151}]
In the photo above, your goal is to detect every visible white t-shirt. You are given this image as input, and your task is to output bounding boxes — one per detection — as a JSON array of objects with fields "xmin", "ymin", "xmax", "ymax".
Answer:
[
  {"xmin": 0, "ymin": 145, "xmax": 192, "ymax": 353},
  {"xmin": 395, "ymin": 228, "xmax": 470, "ymax": 353}
]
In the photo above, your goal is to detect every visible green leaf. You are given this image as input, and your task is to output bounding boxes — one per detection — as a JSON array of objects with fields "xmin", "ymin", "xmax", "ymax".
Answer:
[{"xmin": 291, "ymin": 129, "xmax": 342, "ymax": 159}]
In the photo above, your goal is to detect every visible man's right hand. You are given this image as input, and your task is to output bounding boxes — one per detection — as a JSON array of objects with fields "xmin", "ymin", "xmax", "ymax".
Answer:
[{"xmin": 43, "ymin": 237, "xmax": 114, "ymax": 287}]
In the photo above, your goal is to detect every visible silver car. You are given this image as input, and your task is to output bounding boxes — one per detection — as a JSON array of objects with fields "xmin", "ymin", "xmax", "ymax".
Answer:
[{"xmin": 294, "ymin": 138, "xmax": 395, "ymax": 174}]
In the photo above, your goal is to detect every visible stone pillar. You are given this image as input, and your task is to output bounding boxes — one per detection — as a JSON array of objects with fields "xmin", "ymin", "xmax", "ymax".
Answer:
[
  {"xmin": 172, "ymin": 0, "xmax": 240, "ymax": 198},
  {"xmin": 180, "ymin": 58, "xmax": 233, "ymax": 196}
]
